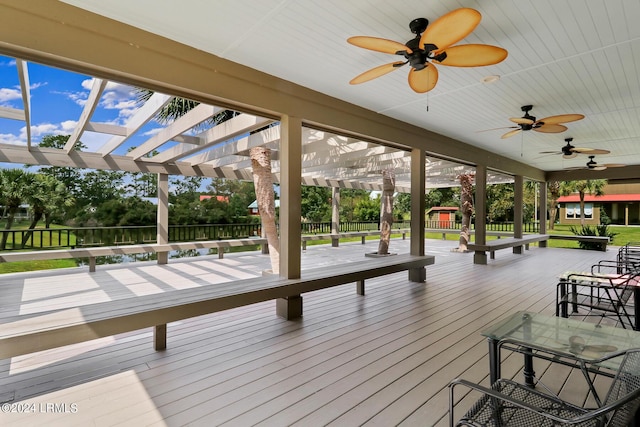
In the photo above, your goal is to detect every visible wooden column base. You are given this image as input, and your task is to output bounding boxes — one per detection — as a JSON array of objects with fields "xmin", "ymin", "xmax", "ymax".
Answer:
[
  {"xmin": 154, "ymin": 324, "xmax": 167, "ymax": 350},
  {"xmin": 408, "ymin": 267, "xmax": 426, "ymax": 283},
  {"xmin": 276, "ymin": 295, "xmax": 303, "ymax": 320},
  {"xmin": 474, "ymin": 251, "xmax": 488, "ymax": 265}
]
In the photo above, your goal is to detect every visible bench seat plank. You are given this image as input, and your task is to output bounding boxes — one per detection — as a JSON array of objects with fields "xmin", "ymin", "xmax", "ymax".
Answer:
[
  {"xmin": 0, "ymin": 253, "xmax": 434, "ymax": 359},
  {"xmin": 467, "ymin": 234, "xmax": 550, "ymax": 264}
]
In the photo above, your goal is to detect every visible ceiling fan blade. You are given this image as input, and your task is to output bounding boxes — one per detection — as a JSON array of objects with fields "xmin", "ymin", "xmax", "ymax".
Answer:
[
  {"xmin": 419, "ymin": 8, "xmax": 481, "ymax": 51},
  {"xmin": 433, "ymin": 44, "xmax": 508, "ymax": 67},
  {"xmin": 349, "ymin": 62, "xmax": 405, "ymax": 85},
  {"xmin": 538, "ymin": 150, "xmax": 562, "ymax": 154},
  {"xmin": 534, "ymin": 123, "xmax": 568, "ymax": 133},
  {"xmin": 408, "ymin": 64, "xmax": 438, "ymax": 93},
  {"xmin": 573, "ymin": 147, "xmax": 610, "ymax": 155},
  {"xmin": 539, "ymin": 113, "xmax": 585, "ymax": 124},
  {"xmin": 603, "ymin": 163, "xmax": 626, "ymax": 168},
  {"xmin": 347, "ymin": 36, "xmax": 412, "ymax": 55},
  {"xmin": 563, "ymin": 152, "xmax": 578, "ymax": 159},
  {"xmin": 501, "ymin": 129, "xmax": 522, "ymax": 139},
  {"xmin": 510, "ymin": 117, "xmax": 534, "ymax": 125},
  {"xmin": 476, "ymin": 126, "xmax": 518, "ymax": 133},
  {"xmin": 592, "ymin": 165, "xmax": 607, "ymax": 171}
]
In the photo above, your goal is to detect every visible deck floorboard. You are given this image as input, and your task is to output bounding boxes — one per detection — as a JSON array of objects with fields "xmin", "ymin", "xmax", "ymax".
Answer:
[{"xmin": 0, "ymin": 238, "xmax": 625, "ymax": 426}]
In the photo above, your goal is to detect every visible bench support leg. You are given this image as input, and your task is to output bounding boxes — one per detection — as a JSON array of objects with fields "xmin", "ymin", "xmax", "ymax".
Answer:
[
  {"xmin": 513, "ymin": 245, "xmax": 523, "ymax": 255},
  {"xmin": 357, "ymin": 279, "xmax": 365, "ymax": 295},
  {"xmin": 218, "ymin": 249, "xmax": 224, "ymax": 259},
  {"xmin": 408, "ymin": 267, "xmax": 426, "ymax": 283},
  {"xmin": 154, "ymin": 324, "xmax": 167, "ymax": 350},
  {"xmin": 361, "ymin": 236, "xmax": 366, "ymax": 245},
  {"xmin": 89, "ymin": 256, "xmax": 96, "ymax": 272},
  {"xmin": 276, "ymin": 295, "xmax": 303, "ymax": 320},
  {"xmin": 474, "ymin": 251, "xmax": 488, "ymax": 265},
  {"xmin": 332, "ymin": 237, "xmax": 339, "ymax": 248}
]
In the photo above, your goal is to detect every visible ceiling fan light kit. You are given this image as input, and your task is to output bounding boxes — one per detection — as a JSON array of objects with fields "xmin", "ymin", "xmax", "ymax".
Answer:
[{"xmin": 347, "ymin": 8, "xmax": 508, "ymax": 93}]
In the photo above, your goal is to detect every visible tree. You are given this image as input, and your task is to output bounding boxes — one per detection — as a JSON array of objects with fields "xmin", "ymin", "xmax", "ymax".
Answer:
[
  {"xmin": 0, "ymin": 169, "xmax": 36, "ymax": 250},
  {"xmin": 560, "ymin": 179, "xmax": 607, "ymax": 225},
  {"xmin": 250, "ymin": 146, "xmax": 279, "ymax": 273},
  {"xmin": 339, "ymin": 189, "xmax": 370, "ymax": 222},
  {"xmin": 22, "ymin": 174, "xmax": 74, "ymax": 247},
  {"xmin": 353, "ymin": 195, "xmax": 379, "ymax": 221},
  {"xmin": 547, "ymin": 181, "xmax": 561, "ymax": 230},
  {"xmin": 377, "ymin": 169, "xmax": 395, "ymax": 255},
  {"xmin": 394, "ymin": 193, "xmax": 411, "ymax": 220},
  {"xmin": 454, "ymin": 173, "xmax": 474, "ymax": 252},
  {"xmin": 301, "ymin": 185, "xmax": 331, "ymax": 222}
]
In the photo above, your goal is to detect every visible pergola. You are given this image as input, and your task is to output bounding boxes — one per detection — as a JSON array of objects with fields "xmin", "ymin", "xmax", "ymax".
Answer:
[{"xmin": 1, "ymin": 1, "xmax": 639, "ymax": 272}]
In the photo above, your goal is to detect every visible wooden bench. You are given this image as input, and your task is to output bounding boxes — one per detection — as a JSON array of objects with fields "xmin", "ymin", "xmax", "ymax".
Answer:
[
  {"xmin": 0, "ymin": 238, "xmax": 268, "ymax": 271},
  {"xmin": 424, "ymin": 228, "xmax": 512, "ymax": 240},
  {"xmin": 548, "ymin": 234, "xmax": 609, "ymax": 251},
  {"xmin": 467, "ymin": 234, "xmax": 550, "ymax": 264},
  {"xmin": 0, "ymin": 253, "xmax": 435, "ymax": 359}
]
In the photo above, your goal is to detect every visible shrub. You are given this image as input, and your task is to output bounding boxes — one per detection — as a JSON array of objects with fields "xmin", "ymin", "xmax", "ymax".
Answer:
[{"xmin": 569, "ymin": 225, "xmax": 617, "ymax": 250}]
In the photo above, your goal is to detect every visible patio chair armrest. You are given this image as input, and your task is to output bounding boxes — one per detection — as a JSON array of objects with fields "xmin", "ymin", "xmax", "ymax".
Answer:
[
  {"xmin": 449, "ymin": 377, "xmax": 637, "ymax": 425},
  {"xmin": 449, "ymin": 378, "xmax": 586, "ymax": 425}
]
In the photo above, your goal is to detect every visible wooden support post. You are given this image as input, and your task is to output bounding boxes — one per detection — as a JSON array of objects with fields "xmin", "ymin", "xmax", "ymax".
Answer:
[
  {"xmin": 276, "ymin": 295, "xmax": 303, "ymax": 320},
  {"xmin": 331, "ymin": 187, "xmax": 340, "ymax": 247},
  {"xmin": 409, "ymin": 148, "xmax": 426, "ymax": 283},
  {"xmin": 356, "ymin": 279, "xmax": 365, "ymax": 295},
  {"xmin": 154, "ymin": 324, "xmax": 167, "ymax": 350},
  {"xmin": 157, "ymin": 173, "xmax": 169, "ymax": 265}
]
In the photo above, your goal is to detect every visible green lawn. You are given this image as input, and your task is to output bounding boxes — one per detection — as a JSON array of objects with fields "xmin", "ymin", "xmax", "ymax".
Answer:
[{"xmin": 2, "ymin": 225, "xmax": 637, "ymax": 274}]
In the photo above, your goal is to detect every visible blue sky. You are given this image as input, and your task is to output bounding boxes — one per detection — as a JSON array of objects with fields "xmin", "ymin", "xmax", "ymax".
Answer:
[{"xmin": 0, "ymin": 55, "xmax": 161, "ymax": 155}]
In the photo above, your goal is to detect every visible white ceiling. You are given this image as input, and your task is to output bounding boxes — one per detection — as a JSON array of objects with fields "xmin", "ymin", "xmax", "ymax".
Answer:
[{"xmin": 58, "ymin": 0, "xmax": 640, "ymax": 176}]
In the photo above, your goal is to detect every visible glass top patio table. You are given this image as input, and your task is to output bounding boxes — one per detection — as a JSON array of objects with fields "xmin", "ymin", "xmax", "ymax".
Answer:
[
  {"xmin": 483, "ymin": 311, "xmax": 640, "ymax": 361},
  {"xmin": 481, "ymin": 311, "xmax": 640, "ymax": 402}
]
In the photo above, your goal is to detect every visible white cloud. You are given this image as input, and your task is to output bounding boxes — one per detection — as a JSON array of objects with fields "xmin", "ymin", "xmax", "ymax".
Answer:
[
  {"xmin": 142, "ymin": 127, "xmax": 163, "ymax": 137},
  {"xmin": 0, "ymin": 132, "xmax": 22, "ymax": 145},
  {"xmin": 60, "ymin": 120, "xmax": 78, "ymax": 133},
  {"xmin": 0, "ymin": 87, "xmax": 22, "ymax": 104}
]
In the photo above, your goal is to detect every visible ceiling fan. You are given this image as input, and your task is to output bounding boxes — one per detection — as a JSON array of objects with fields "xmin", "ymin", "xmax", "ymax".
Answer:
[
  {"xmin": 566, "ymin": 155, "xmax": 626, "ymax": 171},
  {"xmin": 347, "ymin": 8, "xmax": 508, "ymax": 93},
  {"xmin": 497, "ymin": 105, "xmax": 584, "ymax": 139},
  {"xmin": 539, "ymin": 138, "xmax": 610, "ymax": 159}
]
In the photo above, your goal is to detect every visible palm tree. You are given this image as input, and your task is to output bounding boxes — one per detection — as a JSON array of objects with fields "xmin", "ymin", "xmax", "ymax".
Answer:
[
  {"xmin": 547, "ymin": 181, "xmax": 561, "ymax": 230},
  {"xmin": 377, "ymin": 169, "xmax": 395, "ymax": 255},
  {"xmin": 22, "ymin": 174, "xmax": 75, "ymax": 247},
  {"xmin": 560, "ymin": 179, "xmax": 607, "ymax": 225},
  {"xmin": 455, "ymin": 173, "xmax": 474, "ymax": 252},
  {"xmin": 0, "ymin": 169, "xmax": 35, "ymax": 250}
]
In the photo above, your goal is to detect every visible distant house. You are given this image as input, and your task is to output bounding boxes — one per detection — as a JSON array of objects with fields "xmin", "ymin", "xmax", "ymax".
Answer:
[
  {"xmin": 199, "ymin": 195, "xmax": 229, "ymax": 203},
  {"xmin": 556, "ymin": 183, "xmax": 640, "ymax": 226},
  {"xmin": 426, "ymin": 206, "xmax": 458, "ymax": 228},
  {"xmin": 248, "ymin": 199, "xmax": 280, "ymax": 216}
]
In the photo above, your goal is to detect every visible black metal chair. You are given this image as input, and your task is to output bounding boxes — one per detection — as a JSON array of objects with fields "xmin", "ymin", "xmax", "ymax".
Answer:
[
  {"xmin": 449, "ymin": 348, "xmax": 640, "ymax": 426},
  {"xmin": 555, "ymin": 265, "xmax": 639, "ymax": 330}
]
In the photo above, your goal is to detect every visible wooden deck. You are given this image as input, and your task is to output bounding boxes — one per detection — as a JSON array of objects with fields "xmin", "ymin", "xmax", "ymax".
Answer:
[{"xmin": 0, "ymin": 238, "xmax": 625, "ymax": 426}]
